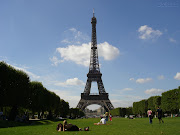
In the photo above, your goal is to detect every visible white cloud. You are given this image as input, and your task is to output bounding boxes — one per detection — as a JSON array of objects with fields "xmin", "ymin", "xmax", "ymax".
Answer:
[
  {"xmin": 55, "ymin": 42, "xmax": 120, "ymax": 67},
  {"xmin": 55, "ymin": 28, "xmax": 120, "ymax": 67},
  {"xmin": 49, "ymin": 56, "xmax": 62, "ymax": 66},
  {"xmin": 158, "ymin": 75, "xmax": 165, "ymax": 80},
  {"xmin": 136, "ymin": 78, "xmax": 152, "ymax": 84},
  {"xmin": 98, "ymin": 42, "xmax": 120, "ymax": 60},
  {"xmin": 61, "ymin": 28, "xmax": 89, "ymax": 45},
  {"xmin": 55, "ymin": 78, "xmax": 85, "ymax": 87},
  {"xmin": 145, "ymin": 88, "xmax": 164, "ymax": 95},
  {"xmin": 122, "ymin": 88, "xmax": 133, "ymax": 91},
  {"xmin": 169, "ymin": 38, "xmax": 177, "ymax": 43},
  {"xmin": 138, "ymin": 25, "xmax": 162, "ymax": 40},
  {"xmin": 174, "ymin": 72, "xmax": 180, "ymax": 80},
  {"xmin": 56, "ymin": 43, "xmax": 91, "ymax": 67}
]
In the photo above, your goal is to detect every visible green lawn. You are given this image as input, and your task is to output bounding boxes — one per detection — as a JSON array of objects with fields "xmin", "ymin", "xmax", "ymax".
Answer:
[{"xmin": 0, "ymin": 117, "xmax": 180, "ymax": 135}]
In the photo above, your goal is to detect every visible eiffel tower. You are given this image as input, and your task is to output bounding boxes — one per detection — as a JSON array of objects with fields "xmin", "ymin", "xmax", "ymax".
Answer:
[{"xmin": 77, "ymin": 10, "xmax": 114, "ymax": 112}]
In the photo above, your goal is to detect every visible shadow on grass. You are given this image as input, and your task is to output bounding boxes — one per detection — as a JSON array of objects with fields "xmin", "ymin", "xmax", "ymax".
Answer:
[
  {"xmin": 0, "ymin": 120, "xmax": 29, "ymax": 128},
  {"xmin": 0, "ymin": 119, "xmax": 66, "ymax": 128}
]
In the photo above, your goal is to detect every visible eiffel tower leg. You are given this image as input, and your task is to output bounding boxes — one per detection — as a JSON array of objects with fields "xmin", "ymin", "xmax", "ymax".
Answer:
[
  {"xmin": 102, "ymin": 100, "xmax": 114, "ymax": 111},
  {"xmin": 102, "ymin": 101, "xmax": 109, "ymax": 112},
  {"xmin": 83, "ymin": 79, "xmax": 91, "ymax": 94},
  {"xmin": 77, "ymin": 99, "xmax": 85, "ymax": 111},
  {"xmin": 97, "ymin": 80, "xmax": 106, "ymax": 94}
]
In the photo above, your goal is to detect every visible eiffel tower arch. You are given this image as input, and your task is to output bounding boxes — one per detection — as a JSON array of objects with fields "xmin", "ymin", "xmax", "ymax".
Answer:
[{"xmin": 77, "ymin": 10, "xmax": 114, "ymax": 112}]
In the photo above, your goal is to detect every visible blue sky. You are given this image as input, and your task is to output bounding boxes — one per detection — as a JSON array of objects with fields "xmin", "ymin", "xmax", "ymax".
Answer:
[{"xmin": 0, "ymin": 0, "xmax": 180, "ymax": 110}]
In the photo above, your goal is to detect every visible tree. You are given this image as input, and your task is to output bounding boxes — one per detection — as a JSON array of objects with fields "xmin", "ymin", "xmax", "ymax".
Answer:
[
  {"xmin": 126, "ymin": 107, "xmax": 133, "ymax": 115},
  {"xmin": 29, "ymin": 82, "xmax": 61, "ymax": 119},
  {"xmin": 0, "ymin": 62, "xmax": 30, "ymax": 120},
  {"xmin": 153, "ymin": 96, "xmax": 161, "ymax": 109},
  {"xmin": 161, "ymin": 88, "xmax": 180, "ymax": 116},
  {"xmin": 69, "ymin": 108, "xmax": 79, "ymax": 118},
  {"xmin": 0, "ymin": 62, "xmax": 9, "ymax": 110},
  {"xmin": 29, "ymin": 81, "xmax": 45, "ymax": 116},
  {"xmin": 111, "ymin": 108, "xmax": 120, "ymax": 116},
  {"xmin": 178, "ymin": 86, "xmax": 180, "ymax": 109},
  {"xmin": 79, "ymin": 110, "xmax": 85, "ymax": 117},
  {"xmin": 147, "ymin": 96, "xmax": 161, "ymax": 112},
  {"xmin": 139, "ymin": 100, "xmax": 148, "ymax": 117},
  {"xmin": 59, "ymin": 99, "xmax": 69, "ymax": 118},
  {"xmin": 133, "ymin": 101, "xmax": 141, "ymax": 115},
  {"xmin": 46, "ymin": 91, "xmax": 60, "ymax": 119},
  {"xmin": 0, "ymin": 61, "xmax": 65, "ymax": 120},
  {"xmin": 111, "ymin": 107, "xmax": 132, "ymax": 117},
  {"xmin": 133, "ymin": 100, "xmax": 147, "ymax": 117}
]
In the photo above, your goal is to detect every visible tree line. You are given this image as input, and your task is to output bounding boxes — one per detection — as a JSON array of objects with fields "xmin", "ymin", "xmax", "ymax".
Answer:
[
  {"xmin": 111, "ymin": 87, "xmax": 180, "ymax": 117},
  {"xmin": 133, "ymin": 87, "xmax": 180, "ymax": 117},
  {"xmin": 110, "ymin": 107, "xmax": 132, "ymax": 117},
  {"xmin": 0, "ymin": 61, "xmax": 84, "ymax": 121}
]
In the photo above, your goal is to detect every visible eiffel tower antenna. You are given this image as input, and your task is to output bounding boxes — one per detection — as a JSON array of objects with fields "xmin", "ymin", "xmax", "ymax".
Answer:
[
  {"xmin": 77, "ymin": 11, "xmax": 114, "ymax": 112},
  {"xmin": 93, "ymin": 8, "xmax": 95, "ymax": 17}
]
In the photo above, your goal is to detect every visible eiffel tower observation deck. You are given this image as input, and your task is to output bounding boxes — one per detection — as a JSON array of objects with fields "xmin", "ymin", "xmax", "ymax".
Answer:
[{"xmin": 77, "ymin": 10, "xmax": 114, "ymax": 112}]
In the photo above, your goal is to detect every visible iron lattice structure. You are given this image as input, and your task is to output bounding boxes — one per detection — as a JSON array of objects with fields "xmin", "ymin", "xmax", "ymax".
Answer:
[{"xmin": 77, "ymin": 12, "xmax": 114, "ymax": 112}]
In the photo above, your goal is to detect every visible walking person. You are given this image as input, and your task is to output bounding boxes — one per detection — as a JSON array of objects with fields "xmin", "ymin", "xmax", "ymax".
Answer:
[
  {"xmin": 147, "ymin": 108, "xmax": 153, "ymax": 124},
  {"xmin": 157, "ymin": 106, "xmax": 164, "ymax": 123}
]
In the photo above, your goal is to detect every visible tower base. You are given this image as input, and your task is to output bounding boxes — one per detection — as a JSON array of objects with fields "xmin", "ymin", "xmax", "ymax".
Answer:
[{"xmin": 77, "ymin": 93, "xmax": 114, "ymax": 111}]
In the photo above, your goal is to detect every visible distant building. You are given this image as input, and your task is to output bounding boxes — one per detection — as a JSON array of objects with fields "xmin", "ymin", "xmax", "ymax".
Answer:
[
  {"xmin": 84, "ymin": 106, "xmax": 105, "ymax": 117},
  {"xmin": 97, "ymin": 107, "xmax": 105, "ymax": 116}
]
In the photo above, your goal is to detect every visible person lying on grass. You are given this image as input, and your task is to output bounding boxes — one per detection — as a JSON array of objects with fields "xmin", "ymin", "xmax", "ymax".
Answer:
[{"xmin": 56, "ymin": 120, "xmax": 89, "ymax": 131}]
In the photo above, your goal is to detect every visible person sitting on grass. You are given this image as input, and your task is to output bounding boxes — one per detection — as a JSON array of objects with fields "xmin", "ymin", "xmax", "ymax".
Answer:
[
  {"xmin": 100, "ymin": 117, "xmax": 106, "ymax": 124},
  {"xmin": 94, "ymin": 116, "xmax": 106, "ymax": 125}
]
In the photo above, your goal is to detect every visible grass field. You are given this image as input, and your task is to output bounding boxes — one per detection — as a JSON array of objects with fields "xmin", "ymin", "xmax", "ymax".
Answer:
[{"xmin": 0, "ymin": 117, "xmax": 180, "ymax": 135}]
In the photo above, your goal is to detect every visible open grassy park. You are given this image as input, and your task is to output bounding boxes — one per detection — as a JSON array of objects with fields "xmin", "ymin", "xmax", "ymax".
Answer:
[{"xmin": 0, "ymin": 117, "xmax": 180, "ymax": 135}]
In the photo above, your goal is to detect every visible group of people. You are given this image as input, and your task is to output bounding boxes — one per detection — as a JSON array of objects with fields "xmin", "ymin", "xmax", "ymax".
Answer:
[
  {"xmin": 94, "ymin": 112, "xmax": 112, "ymax": 125},
  {"xmin": 147, "ymin": 106, "xmax": 164, "ymax": 124},
  {"xmin": 57, "ymin": 112, "xmax": 112, "ymax": 132},
  {"xmin": 56, "ymin": 107, "xmax": 164, "ymax": 132}
]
